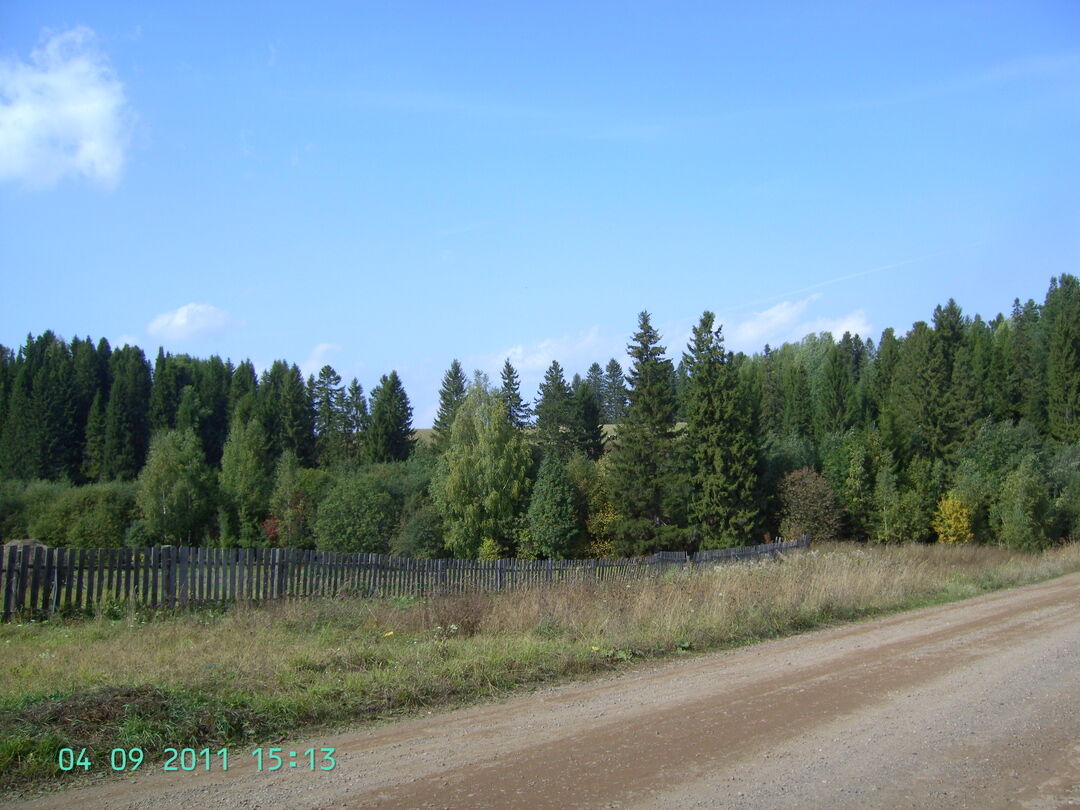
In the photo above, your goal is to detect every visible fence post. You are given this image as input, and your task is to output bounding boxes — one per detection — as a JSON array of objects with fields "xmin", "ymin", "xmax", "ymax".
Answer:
[{"xmin": 163, "ymin": 546, "xmax": 176, "ymax": 608}]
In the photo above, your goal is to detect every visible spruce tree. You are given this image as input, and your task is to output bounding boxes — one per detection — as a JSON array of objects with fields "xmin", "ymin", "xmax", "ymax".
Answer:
[
  {"xmin": 683, "ymin": 312, "xmax": 759, "ymax": 548},
  {"xmin": 365, "ymin": 370, "xmax": 415, "ymax": 463},
  {"xmin": 432, "ymin": 359, "xmax": 468, "ymax": 453},
  {"xmin": 102, "ymin": 345, "xmax": 152, "ymax": 480},
  {"xmin": 499, "ymin": 358, "xmax": 531, "ymax": 428},
  {"xmin": 812, "ymin": 341, "xmax": 855, "ymax": 440},
  {"xmin": 38, "ymin": 339, "xmax": 80, "ymax": 480},
  {"xmin": 571, "ymin": 374, "xmax": 604, "ymax": 460},
  {"xmin": 1046, "ymin": 294, "xmax": 1080, "ymax": 443},
  {"xmin": 81, "ymin": 389, "xmax": 108, "ymax": 482},
  {"xmin": 607, "ymin": 312, "xmax": 685, "ymax": 554},
  {"xmin": 0, "ymin": 357, "xmax": 41, "ymax": 479},
  {"xmin": 344, "ymin": 378, "xmax": 368, "ymax": 462},
  {"xmin": 149, "ymin": 348, "xmax": 179, "ymax": 431},
  {"xmin": 229, "ymin": 360, "xmax": 258, "ymax": 419},
  {"xmin": 535, "ymin": 360, "xmax": 575, "ymax": 458},
  {"xmin": 311, "ymin": 364, "xmax": 347, "ymax": 465},
  {"xmin": 195, "ymin": 356, "xmax": 231, "ymax": 467},
  {"xmin": 526, "ymin": 455, "xmax": 581, "ymax": 559},
  {"xmin": 601, "ymin": 358, "xmax": 629, "ymax": 423}
]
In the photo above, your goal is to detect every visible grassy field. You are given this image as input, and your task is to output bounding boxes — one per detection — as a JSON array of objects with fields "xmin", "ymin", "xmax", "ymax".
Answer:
[{"xmin": 3, "ymin": 541, "xmax": 1080, "ymax": 794}]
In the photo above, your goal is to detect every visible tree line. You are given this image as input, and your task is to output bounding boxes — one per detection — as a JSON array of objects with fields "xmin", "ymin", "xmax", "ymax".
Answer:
[{"xmin": 1, "ymin": 274, "xmax": 1077, "ymax": 557}]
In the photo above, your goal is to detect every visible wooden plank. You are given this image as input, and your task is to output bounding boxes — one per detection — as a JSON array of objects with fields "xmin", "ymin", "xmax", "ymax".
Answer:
[
  {"xmin": 2, "ymin": 544, "xmax": 18, "ymax": 621},
  {"xmin": 93, "ymin": 548, "xmax": 105, "ymax": 609},
  {"xmin": 177, "ymin": 546, "xmax": 188, "ymax": 607},
  {"xmin": 103, "ymin": 548, "xmax": 114, "ymax": 604},
  {"xmin": 162, "ymin": 547, "xmax": 175, "ymax": 608},
  {"xmin": 26, "ymin": 546, "xmax": 43, "ymax": 615},
  {"xmin": 15, "ymin": 545, "xmax": 31, "ymax": 615},
  {"xmin": 40, "ymin": 547, "xmax": 55, "ymax": 615}
]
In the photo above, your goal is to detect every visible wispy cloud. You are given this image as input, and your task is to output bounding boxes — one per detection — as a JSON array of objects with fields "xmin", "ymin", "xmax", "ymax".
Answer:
[
  {"xmin": 147, "ymin": 303, "xmax": 231, "ymax": 341},
  {"xmin": 477, "ymin": 326, "xmax": 624, "ymax": 401},
  {"xmin": 302, "ymin": 342, "xmax": 343, "ymax": 377},
  {"xmin": 727, "ymin": 295, "xmax": 872, "ymax": 352},
  {"xmin": 0, "ymin": 27, "xmax": 132, "ymax": 189}
]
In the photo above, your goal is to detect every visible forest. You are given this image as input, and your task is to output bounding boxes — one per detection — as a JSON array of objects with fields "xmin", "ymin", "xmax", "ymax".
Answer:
[{"xmin": 0, "ymin": 274, "xmax": 1077, "ymax": 558}]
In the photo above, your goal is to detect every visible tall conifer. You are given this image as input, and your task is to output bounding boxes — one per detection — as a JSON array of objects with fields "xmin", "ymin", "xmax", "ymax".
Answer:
[
  {"xmin": 432, "ymin": 360, "xmax": 468, "ymax": 453},
  {"xmin": 608, "ymin": 312, "xmax": 685, "ymax": 553},
  {"xmin": 366, "ymin": 371, "xmax": 415, "ymax": 463},
  {"xmin": 500, "ymin": 358, "xmax": 531, "ymax": 428},
  {"xmin": 683, "ymin": 312, "xmax": 759, "ymax": 547}
]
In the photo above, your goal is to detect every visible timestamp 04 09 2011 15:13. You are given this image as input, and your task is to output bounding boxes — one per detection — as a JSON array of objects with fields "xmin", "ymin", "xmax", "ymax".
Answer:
[{"xmin": 57, "ymin": 746, "xmax": 337, "ymax": 773}]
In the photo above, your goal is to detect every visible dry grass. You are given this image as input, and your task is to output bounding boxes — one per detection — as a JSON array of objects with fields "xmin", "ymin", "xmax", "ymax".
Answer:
[{"xmin": 3, "ymin": 542, "xmax": 1079, "ymax": 792}]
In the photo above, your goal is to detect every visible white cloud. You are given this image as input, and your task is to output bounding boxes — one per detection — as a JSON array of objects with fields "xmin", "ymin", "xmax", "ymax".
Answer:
[
  {"xmin": 728, "ymin": 296, "xmax": 817, "ymax": 348},
  {"xmin": 802, "ymin": 310, "xmax": 874, "ymax": 342},
  {"xmin": 147, "ymin": 303, "xmax": 231, "ymax": 341},
  {"xmin": 0, "ymin": 27, "xmax": 132, "ymax": 189},
  {"xmin": 727, "ymin": 295, "xmax": 873, "ymax": 353},
  {"xmin": 302, "ymin": 342, "xmax": 343, "ymax": 377},
  {"xmin": 479, "ymin": 326, "xmax": 626, "ymax": 402}
]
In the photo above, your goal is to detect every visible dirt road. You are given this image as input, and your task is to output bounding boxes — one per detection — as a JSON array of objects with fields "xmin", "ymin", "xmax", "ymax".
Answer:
[{"xmin": 13, "ymin": 573, "xmax": 1080, "ymax": 809}]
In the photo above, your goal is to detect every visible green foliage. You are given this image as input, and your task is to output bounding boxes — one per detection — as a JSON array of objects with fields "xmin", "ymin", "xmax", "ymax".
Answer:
[
  {"xmin": 779, "ymin": 467, "xmax": 841, "ymax": 543},
  {"xmin": 266, "ymin": 451, "xmax": 331, "ymax": 549},
  {"xmin": 608, "ymin": 312, "xmax": 687, "ymax": 554},
  {"xmin": 567, "ymin": 453, "xmax": 615, "ymax": 557},
  {"xmin": 136, "ymin": 429, "xmax": 216, "ymax": 545},
  {"xmin": 683, "ymin": 312, "xmax": 759, "ymax": 548},
  {"xmin": 103, "ymin": 345, "xmax": 152, "ymax": 480},
  {"xmin": 990, "ymin": 455, "xmax": 1052, "ymax": 550},
  {"xmin": 601, "ymin": 358, "xmax": 628, "ymax": 424},
  {"xmin": 219, "ymin": 417, "xmax": 271, "ymax": 546},
  {"xmin": 365, "ymin": 371, "xmax": 415, "ymax": 463},
  {"xmin": 477, "ymin": 536, "xmax": 503, "ymax": 560},
  {"xmin": 499, "ymin": 358, "xmax": 531, "ymax": 429},
  {"xmin": 570, "ymin": 374, "xmax": 604, "ymax": 460},
  {"xmin": 314, "ymin": 472, "xmax": 397, "ymax": 553},
  {"xmin": 432, "ymin": 360, "xmax": 468, "ymax": 454},
  {"xmin": 1048, "ymin": 442, "xmax": 1080, "ymax": 542},
  {"xmin": 431, "ymin": 381, "xmax": 531, "ymax": 558},
  {"xmin": 525, "ymin": 456, "xmax": 581, "ymax": 559},
  {"xmin": 1045, "ymin": 276, "xmax": 1080, "ymax": 443},
  {"xmin": 310, "ymin": 364, "xmax": 347, "ymax": 466},
  {"xmin": 535, "ymin": 360, "xmax": 575, "ymax": 459},
  {"xmin": 66, "ymin": 486, "xmax": 139, "ymax": 548}
]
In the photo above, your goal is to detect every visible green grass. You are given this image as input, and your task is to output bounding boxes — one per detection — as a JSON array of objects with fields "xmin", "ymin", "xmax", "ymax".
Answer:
[{"xmin": 3, "ymin": 541, "xmax": 1079, "ymax": 795}]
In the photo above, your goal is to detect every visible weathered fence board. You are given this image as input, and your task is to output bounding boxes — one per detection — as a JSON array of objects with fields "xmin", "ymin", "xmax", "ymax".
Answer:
[{"xmin": 0, "ymin": 537, "xmax": 808, "ymax": 619}]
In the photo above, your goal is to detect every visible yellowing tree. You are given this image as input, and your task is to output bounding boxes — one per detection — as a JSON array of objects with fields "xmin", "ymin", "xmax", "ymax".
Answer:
[{"xmin": 933, "ymin": 491, "xmax": 974, "ymax": 544}]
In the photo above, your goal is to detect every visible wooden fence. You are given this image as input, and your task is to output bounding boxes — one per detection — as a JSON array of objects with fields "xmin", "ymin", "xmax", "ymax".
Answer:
[{"xmin": 0, "ymin": 537, "xmax": 809, "ymax": 621}]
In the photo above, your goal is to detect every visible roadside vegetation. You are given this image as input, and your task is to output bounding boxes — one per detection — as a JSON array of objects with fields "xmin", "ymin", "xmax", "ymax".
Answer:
[{"xmin": 4, "ymin": 541, "xmax": 1080, "ymax": 795}]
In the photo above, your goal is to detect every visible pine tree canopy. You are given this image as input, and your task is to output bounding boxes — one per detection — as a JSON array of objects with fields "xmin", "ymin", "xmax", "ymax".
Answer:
[{"xmin": 365, "ymin": 370, "xmax": 415, "ymax": 463}]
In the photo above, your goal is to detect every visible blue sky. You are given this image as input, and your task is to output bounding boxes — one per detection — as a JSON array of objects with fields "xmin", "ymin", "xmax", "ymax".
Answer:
[{"xmin": 1, "ymin": 2, "xmax": 1078, "ymax": 426}]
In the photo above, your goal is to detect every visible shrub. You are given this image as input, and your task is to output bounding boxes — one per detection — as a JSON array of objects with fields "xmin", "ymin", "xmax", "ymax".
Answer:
[
  {"xmin": 932, "ymin": 492, "xmax": 974, "ymax": 544},
  {"xmin": 779, "ymin": 467, "xmax": 841, "ymax": 542},
  {"xmin": 314, "ymin": 473, "xmax": 397, "ymax": 553},
  {"xmin": 990, "ymin": 455, "xmax": 1052, "ymax": 551}
]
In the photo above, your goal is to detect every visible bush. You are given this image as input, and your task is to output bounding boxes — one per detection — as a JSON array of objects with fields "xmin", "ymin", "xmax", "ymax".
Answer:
[
  {"xmin": 314, "ymin": 473, "xmax": 397, "ymax": 553},
  {"xmin": 932, "ymin": 491, "xmax": 974, "ymax": 544},
  {"xmin": 779, "ymin": 467, "xmax": 841, "ymax": 542},
  {"xmin": 990, "ymin": 455, "xmax": 1052, "ymax": 550}
]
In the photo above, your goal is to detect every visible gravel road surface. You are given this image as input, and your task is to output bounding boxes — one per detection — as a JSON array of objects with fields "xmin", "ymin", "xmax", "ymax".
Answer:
[{"xmin": 13, "ymin": 572, "xmax": 1080, "ymax": 809}]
